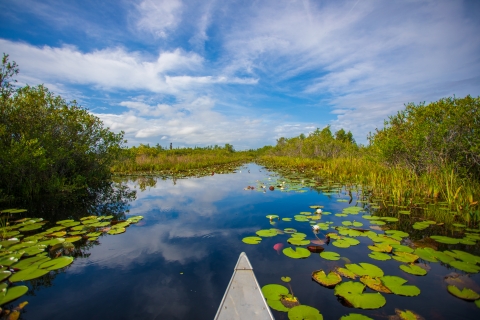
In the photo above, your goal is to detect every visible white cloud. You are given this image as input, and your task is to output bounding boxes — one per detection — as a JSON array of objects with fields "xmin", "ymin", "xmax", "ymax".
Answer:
[
  {"xmin": 134, "ymin": 0, "xmax": 183, "ymax": 38},
  {"xmin": 0, "ymin": 39, "xmax": 256, "ymax": 96}
]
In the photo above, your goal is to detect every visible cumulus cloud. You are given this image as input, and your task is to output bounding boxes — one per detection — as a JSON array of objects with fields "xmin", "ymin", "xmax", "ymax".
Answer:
[{"xmin": 134, "ymin": 0, "xmax": 183, "ymax": 38}]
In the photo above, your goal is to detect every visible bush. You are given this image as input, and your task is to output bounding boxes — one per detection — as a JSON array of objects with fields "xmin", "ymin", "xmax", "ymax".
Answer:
[
  {"xmin": 368, "ymin": 95, "xmax": 480, "ymax": 177},
  {"xmin": 0, "ymin": 54, "xmax": 125, "ymax": 198}
]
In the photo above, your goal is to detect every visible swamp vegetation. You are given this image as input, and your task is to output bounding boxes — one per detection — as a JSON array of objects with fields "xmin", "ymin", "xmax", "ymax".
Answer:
[{"xmin": 0, "ymin": 54, "xmax": 479, "ymax": 318}]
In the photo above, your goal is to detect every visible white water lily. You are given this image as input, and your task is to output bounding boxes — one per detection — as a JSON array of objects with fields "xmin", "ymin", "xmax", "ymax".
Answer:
[{"xmin": 316, "ymin": 208, "xmax": 322, "ymax": 214}]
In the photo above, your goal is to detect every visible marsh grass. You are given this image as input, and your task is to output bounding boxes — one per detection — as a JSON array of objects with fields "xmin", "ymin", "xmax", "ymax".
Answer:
[{"xmin": 259, "ymin": 155, "xmax": 480, "ymax": 226}]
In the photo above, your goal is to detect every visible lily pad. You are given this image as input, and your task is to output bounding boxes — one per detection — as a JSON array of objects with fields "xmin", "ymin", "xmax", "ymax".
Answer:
[
  {"xmin": 9, "ymin": 267, "xmax": 50, "ymax": 282},
  {"xmin": 0, "ymin": 285, "xmax": 28, "ymax": 305},
  {"xmin": 414, "ymin": 248, "xmax": 438, "ymax": 263},
  {"xmin": 447, "ymin": 285, "xmax": 480, "ymax": 300},
  {"xmin": 107, "ymin": 227, "xmax": 126, "ymax": 235},
  {"xmin": 256, "ymin": 229, "xmax": 278, "ymax": 237},
  {"xmin": 39, "ymin": 256, "xmax": 74, "ymax": 271},
  {"xmin": 312, "ymin": 270, "xmax": 342, "ymax": 287},
  {"xmin": 399, "ymin": 264, "xmax": 427, "ymax": 276},
  {"xmin": 284, "ymin": 228, "xmax": 297, "ymax": 234},
  {"xmin": 381, "ymin": 276, "xmax": 420, "ymax": 296},
  {"xmin": 336, "ymin": 267, "xmax": 357, "ymax": 279},
  {"xmin": 288, "ymin": 305, "xmax": 323, "ymax": 320},
  {"xmin": 345, "ymin": 263, "xmax": 384, "ymax": 278},
  {"xmin": 334, "ymin": 281, "xmax": 386, "ymax": 309},
  {"xmin": 320, "ymin": 251, "xmax": 340, "ymax": 261},
  {"xmin": 262, "ymin": 284, "xmax": 289, "ymax": 300},
  {"xmin": 360, "ymin": 276, "xmax": 391, "ymax": 293},
  {"xmin": 368, "ymin": 252, "xmax": 391, "ymax": 261},
  {"xmin": 392, "ymin": 252, "xmax": 419, "ymax": 263},
  {"xmin": 281, "ymin": 276, "xmax": 291, "ymax": 283},
  {"xmin": 282, "ymin": 218, "xmax": 292, "ymax": 222},
  {"xmin": 288, "ymin": 238, "xmax": 310, "ymax": 246},
  {"xmin": 266, "ymin": 215, "xmax": 279, "ymax": 219},
  {"xmin": 430, "ymin": 235, "xmax": 460, "ymax": 244},
  {"xmin": 242, "ymin": 236, "xmax": 262, "ymax": 244},
  {"xmin": 283, "ymin": 247, "xmax": 311, "ymax": 259},
  {"xmin": 448, "ymin": 260, "xmax": 480, "ymax": 273}
]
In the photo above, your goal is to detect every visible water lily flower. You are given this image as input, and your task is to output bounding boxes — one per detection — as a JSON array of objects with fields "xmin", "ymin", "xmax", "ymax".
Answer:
[
  {"xmin": 312, "ymin": 225, "xmax": 320, "ymax": 231},
  {"xmin": 316, "ymin": 208, "xmax": 322, "ymax": 214}
]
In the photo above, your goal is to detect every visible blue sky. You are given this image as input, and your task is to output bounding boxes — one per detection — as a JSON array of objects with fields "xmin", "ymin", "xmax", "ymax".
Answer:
[{"xmin": 1, "ymin": 0, "xmax": 480, "ymax": 149}]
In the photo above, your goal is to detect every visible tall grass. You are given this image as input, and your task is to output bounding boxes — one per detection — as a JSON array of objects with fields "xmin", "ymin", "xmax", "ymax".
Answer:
[{"xmin": 259, "ymin": 155, "xmax": 480, "ymax": 226}]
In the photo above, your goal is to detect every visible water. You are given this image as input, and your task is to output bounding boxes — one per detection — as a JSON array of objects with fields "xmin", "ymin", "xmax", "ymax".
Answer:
[{"xmin": 13, "ymin": 163, "xmax": 480, "ymax": 319}]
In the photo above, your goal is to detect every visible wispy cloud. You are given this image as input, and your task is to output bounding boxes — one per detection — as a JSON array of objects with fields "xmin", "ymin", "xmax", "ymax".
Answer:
[{"xmin": 1, "ymin": 0, "xmax": 479, "ymax": 147}]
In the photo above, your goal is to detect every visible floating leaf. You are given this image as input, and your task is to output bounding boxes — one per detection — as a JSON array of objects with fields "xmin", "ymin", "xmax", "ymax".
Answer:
[
  {"xmin": 332, "ymin": 239, "xmax": 351, "ymax": 248},
  {"xmin": 312, "ymin": 270, "xmax": 342, "ymax": 287},
  {"xmin": 399, "ymin": 264, "xmax": 427, "ymax": 276},
  {"xmin": 334, "ymin": 281, "xmax": 386, "ymax": 309},
  {"xmin": 368, "ymin": 243, "xmax": 392, "ymax": 253},
  {"xmin": 283, "ymin": 247, "xmax": 311, "ymax": 259},
  {"xmin": 368, "ymin": 252, "xmax": 391, "ymax": 261},
  {"xmin": 381, "ymin": 276, "xmax": 420, "ymax": 296},
  {"xmin": 414, "ymin": 248, "xmax": 438, "ymax": 263},
  {"xmin": 0, "ymin": 285, "xmax": 28, "ymax": 305},
  {"xmin": 282, "ymin": 218, "xmax": 292, "ymax": 222},
  {"xmin": 394, "ymin": 309, "xmax": 422, "ymax": 320},
  {"xmin": 261, "ymin": 284, "xmax": 290, "ymax": 312},
  {"xmin": 11, "ymin": 254, "xmax": 49, "ymax": 270},
  {"xmin": 0, "ymin": 270, "xmax": 11, "ymax": 281},
  {"xmin": 242, "ymin": 236, "xmax": 262, "ymax": 244},
  {"xmin": 65, "ymin": 236, "xmax": 82, "ymax": 243},
  {"xmin": 284, "ymin": 228, "xmax": 297, "ymax": 234},
  {"xmin": 391, "ymin": 244, "xmax": 414, "ymax": 253},
  {"xmin": 107, "ymin": 227, "xmax": 126, "ymax": 235},
  {"xmin": 447, "ymin": 285, "xmax": 480, "ymax": 300},
  {"xmin": 360, "ymin": 276, "xmax": 391, "ymax": 293},
  {"xmin": 287, "ymin": 238, "xmax": 310, "ymax": 246},
  {"xmin": 288, "ymin": 305, "xmax": 323, "ymax": 320},
  {"xmin": 392, "ymin": 252, "xmax": 419, "ymax": 263},
  {"xmin": 320, "ymin": 251, "xmax": 340, "ymax": 261},
  {"xmin": 256, "ymin": 229, "xmax": 278, "ymax": 237},
  {"xmin": 430, "ymin": 235, "xmax": 460, "ymax": 244},
  {"xmin": 345, "ymin": 263, "xmax": 384, "ymax": 278},
  {"xmin": 266, "ymin": 215, "xmax": 279, "ymax": 219},
  {"xmin": 448, "ymin": 260, "xmax": 480, "ymax": 273},
  {"xmin": 281, "ymin": 276, "xmax": 291, "ymax": 283},
  {"xmin": 336, "ymin": 267, "xmax": 357, "ymax": 279},
  {"xmin": 9, "ymin": 267, "xmax": 50, "ymax": 282},
  {"xmin": 39, "ymin": 256, "xmax": 74, "ymax": 271}
]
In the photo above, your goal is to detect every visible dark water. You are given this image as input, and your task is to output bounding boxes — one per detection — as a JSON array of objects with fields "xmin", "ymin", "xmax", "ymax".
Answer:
[{"xmin": 16, "ymin": 163, "xmax": 480, "ymax": 319}]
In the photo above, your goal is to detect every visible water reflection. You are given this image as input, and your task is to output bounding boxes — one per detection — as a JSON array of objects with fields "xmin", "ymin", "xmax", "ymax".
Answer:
[{"xmin": 11, "ymin": 164, "xmax": 480, "ymax": 320}]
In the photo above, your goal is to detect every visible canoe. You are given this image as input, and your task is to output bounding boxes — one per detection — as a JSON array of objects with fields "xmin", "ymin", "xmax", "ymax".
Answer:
[{"xmin": 214, "ymin": 252, "xmax": 274, "ymax": 320}]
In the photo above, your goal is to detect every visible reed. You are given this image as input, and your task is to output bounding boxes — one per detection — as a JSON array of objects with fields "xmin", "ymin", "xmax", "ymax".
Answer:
[{"xmin": 258, "ymin": 155, "xmax": 480, "ymax": 226}]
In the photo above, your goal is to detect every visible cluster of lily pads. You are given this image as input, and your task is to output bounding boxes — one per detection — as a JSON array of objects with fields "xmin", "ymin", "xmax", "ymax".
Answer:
[
  {"xmin": 242, "ymin": 200, "xmax": 480, "ymax": 318},
  {"xmin": 0, "ymin": 208, "xmax": 143, "ymax": 307}
]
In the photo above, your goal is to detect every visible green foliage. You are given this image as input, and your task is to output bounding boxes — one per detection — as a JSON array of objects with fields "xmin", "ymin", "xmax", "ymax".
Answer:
[
  {"xmin": 369, "ymin": 96, "xmax": 480, "ymax": 177},
  {"xmin": 270, "ymin": 125, "xmax": 358, "ymax": 159},
  {"xmin": 0, "ymin": 54, "xmax": 125, "ymax": 198}
]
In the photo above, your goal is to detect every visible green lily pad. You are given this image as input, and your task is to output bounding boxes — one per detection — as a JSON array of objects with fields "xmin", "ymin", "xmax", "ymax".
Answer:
[
  {"xmin": 392, "ymin": 252, "xmax": 419, "ymax": 263},
  {"xmin": 395, "ymin": 309, "xmax": 421, "ymax": 320},
  {"xmin": 359, "ymin": 276, "xmax": 392, "ymax": 293},
  {"xmin": 414, "ymin": 248, "xmax": 438, "ymax": 262},
  {"xmin": 11, "ymin": 254, "xmax": 49, "ymax": 270},
  {"xmin": 451, "ymin": 250, "xmax": 480, "ymax": 263},
  {"xmin": 336, "ymin": 267, "xmax": 357, "ymax": 279},
  {"xmin": 340, "ymin": 314, "xmax": 373, "ymax": 320},
  {"xmin": 281, "ymin": 276, "xmax": 291, "ymax": 283},
  {"xmin": 291, "ymin": 233, "xmax": 307, "ymax": 239},
  {"xmin": 39, "ymin": 256, "xmax": 74, "ymax": 271},
  {"xmin": 262, "ymin": 284, "xmax": 289, "ymax": 300},
  {"xmin": 288, "ymin": 238, "xmax": 310, "ymax": 246},
  {"xmin": 312, "ymin": 270, "xmax": 342, "ymax": 287},
  {"xmin": 266, "ymin": 215, "xmax": 279, "ymax": 219},
  {"xmin": 399, "ymin": 264, "xmax": 427, "ymax": 276},
  {"xmin": 381, "ymin": 276, "xmax": 420, "ymax": 296},
  {"xmin": 65, "ymin": 236, "xmax": 82, "ymax": 243},
  {"xmin": 369, "ymin": 220, "xmax": 386, "ymax": 226},
  {"xmin": 56, "ymin": 219, "xmax": 74, "ymax": 225},
  {"xmin": 242, "ymin": 236, "xmax": 262, "ymax": 244},
  {"xmin": 282, "ymin": 218, "xmax": 293, "ymax": 222},
  {"xmin": 368, "ymin": 252, "xmax": 391, "ymax": 261},
  {"xmin": 432, "ymin": 251, "xmax": 455, "ymax": 264},
  {"xmin": 288, "ymin": 305, "xmax": 323, "ymax": 320},
  {"xmin": 0, "ymin": 270, "xmax": 11, "ymax": 281},
  {"xmin": 0, "ymin": 285, "xmax": 28, "ymax": 305},
  {"xmin": 284, "ymin": 228, "xmax": 297, "ymax": 234},
  {"xmin": 19, "ymin": 223, "xmax": 44, "ymax": 232},
  {"xmin": 283, "ymin": 247, "xmax": 311, "ymax": 259},
  {"xmin": 256, "ymin": 229, "xmax": 278, "ymax": 237},
  {"xmin": 334, "ymin": 281, "xmax": 386, "ymax": 309},
  {"xmin": 107, "ymin": 227, "xmax": 126, "ymax": 235},
  {"xmin": 332, "ymin": 239, "xmax": 351, "ymax": 248},
  {"xmin": 448, "ymin": 260, "xmax": 480, "ymax": 273},
  {"xmin": 368, "ymin": 243, "xmax": 392, "ymax": 253},
  {"xmin": 9, "ymin": 266, "xmax": 50, "ymax": 282},
  {"xmin": 320, "ymin": 251, "xmax": 340, "ymax": 261},
  {"xmin": 430, "ymin": 235, "xmax": 460, "ymax": 244},
  {"xmin": 345, "ymin": 263, "xmax": 384, "ymax": 278},
  {"xmin": 391, "ymin": 244, "xmax": 414, "ymax": 253},
  {"xmin": 447, "ymin": 285, "xmax": 480, "ymax": 300}
]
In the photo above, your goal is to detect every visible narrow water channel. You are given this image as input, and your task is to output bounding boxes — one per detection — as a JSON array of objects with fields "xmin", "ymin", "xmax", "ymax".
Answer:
[{"xmin": 15, "ymin": 163, "xmax": 480, "ymax": 319}]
